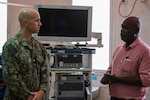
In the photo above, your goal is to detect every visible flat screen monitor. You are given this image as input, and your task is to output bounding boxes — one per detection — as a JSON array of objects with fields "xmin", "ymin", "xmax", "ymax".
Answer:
[{"xmin": 33, "ymin": 4, "xmax": 92, "ymax": 42}]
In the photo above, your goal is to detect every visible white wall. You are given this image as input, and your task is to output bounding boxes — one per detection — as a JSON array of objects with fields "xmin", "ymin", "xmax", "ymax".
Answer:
[{"xmin": 0, "ymin": 1, "xmax": 7, "ymax": 53}]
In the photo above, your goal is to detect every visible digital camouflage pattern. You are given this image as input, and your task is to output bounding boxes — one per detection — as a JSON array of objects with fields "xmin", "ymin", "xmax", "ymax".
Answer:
[{"xmin": 2, "ymin": 32, "xmax": 50, "ymax": 100}]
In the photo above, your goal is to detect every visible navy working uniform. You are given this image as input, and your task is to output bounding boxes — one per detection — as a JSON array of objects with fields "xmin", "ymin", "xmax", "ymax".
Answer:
[{"xmin": 2, "ymin": 32, "xmax": 50, "ymax": 100}]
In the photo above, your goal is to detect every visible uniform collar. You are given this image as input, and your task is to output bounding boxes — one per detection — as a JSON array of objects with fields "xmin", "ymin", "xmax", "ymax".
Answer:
[{"xmin": 16, "ymin": 32, "xmax": 32, "ymax": 49}]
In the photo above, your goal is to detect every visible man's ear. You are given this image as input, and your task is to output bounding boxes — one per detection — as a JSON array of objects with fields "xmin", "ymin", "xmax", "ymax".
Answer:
[
  {"xmin": 134, "ymin": 27, "xmax": 139, "ymax": 35},
  {"xmin": 23, "ymin": 19, "xmax": 28, "ymax": 26}
]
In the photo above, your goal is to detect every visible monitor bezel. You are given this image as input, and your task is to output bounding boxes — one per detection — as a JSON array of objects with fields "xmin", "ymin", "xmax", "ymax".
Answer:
[{"xmin": 33, "ymin": 4, "xmax": 92, "ymax": 42}]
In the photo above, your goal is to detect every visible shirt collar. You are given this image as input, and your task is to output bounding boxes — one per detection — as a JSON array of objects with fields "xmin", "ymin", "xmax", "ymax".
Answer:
[{"xmin": 123, "ymin": 37, "xmax": 140, "ymax": 50}]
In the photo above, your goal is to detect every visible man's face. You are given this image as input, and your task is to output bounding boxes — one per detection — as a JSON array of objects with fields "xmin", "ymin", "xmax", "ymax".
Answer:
[
  {"xmin": 120, "ymin": 22, "xmax": 135, "ymax": 43},
  {"xmin": 25, "ymin": 12, "xmax": 42, "ymax": 34}
]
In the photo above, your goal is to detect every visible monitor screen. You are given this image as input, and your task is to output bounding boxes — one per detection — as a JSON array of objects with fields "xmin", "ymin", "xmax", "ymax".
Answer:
[{"xmin": 33, "ymin": 4, "xmax": 92, "ymax": 42}]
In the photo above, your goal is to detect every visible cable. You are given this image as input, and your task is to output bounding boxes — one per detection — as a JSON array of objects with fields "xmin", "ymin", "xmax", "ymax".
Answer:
[{"xmin": 118, "ymin": 0, "xmax": 138, "ymax": 18}]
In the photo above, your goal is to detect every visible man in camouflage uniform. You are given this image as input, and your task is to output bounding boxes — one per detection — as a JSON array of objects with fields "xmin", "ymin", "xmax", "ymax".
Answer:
[{"xmin": 2, "ymin": 8, "xmax": 50, "ymax": 100}]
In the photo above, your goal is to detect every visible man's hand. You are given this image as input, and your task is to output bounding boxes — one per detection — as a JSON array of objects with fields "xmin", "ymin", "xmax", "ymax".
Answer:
[
  {"xmin": 29, "ymin": 90, "xmax": 45, "ymax": 100},
  {"xmin": 27, "ymin": 95, "xmax": 34, "ymax": 100},
  {"xmin": 104, "ymin": 74, "xmax": 117, "ymax": 83},
  {"xmin": 100, "ymin": 73, "xmax": 117, "ymax": 84},
  {"xmin": 100, "ymin": 74, "xmax": 111, "ymax": 84}
]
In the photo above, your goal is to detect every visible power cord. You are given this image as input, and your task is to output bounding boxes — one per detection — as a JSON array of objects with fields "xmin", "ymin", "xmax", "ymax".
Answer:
[{"xmin": 118, "ymin": 0, "xmax": 138, "ymax": 18}]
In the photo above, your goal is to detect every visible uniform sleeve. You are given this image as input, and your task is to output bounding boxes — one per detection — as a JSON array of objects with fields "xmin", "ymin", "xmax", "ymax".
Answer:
[
  {"xmin": 2, "ymin": 43, "xmax": 30, "ymax": 99},
  {"xmin": 39, "ymin": 44, "xmax": 50, "ymax": 92}
]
